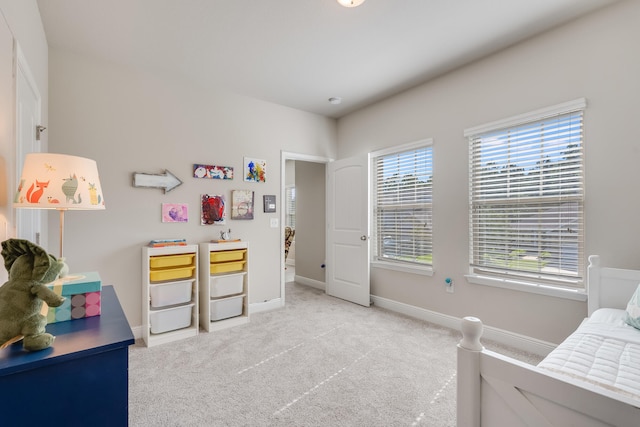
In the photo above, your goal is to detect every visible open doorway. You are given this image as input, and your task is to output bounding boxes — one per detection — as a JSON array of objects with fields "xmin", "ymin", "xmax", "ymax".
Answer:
[{"xmin": 280, "ymin": 152, "xmax": 331, "ymax": 304}]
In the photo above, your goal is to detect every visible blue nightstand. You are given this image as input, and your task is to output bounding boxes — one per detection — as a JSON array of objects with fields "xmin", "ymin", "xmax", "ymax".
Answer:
[{"xmin": 0, "ymin": 286, "xmax": 135, "ymax": 426}]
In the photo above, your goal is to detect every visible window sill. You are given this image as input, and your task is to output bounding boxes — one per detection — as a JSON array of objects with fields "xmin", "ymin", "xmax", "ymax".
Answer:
[
  {"xmin": 465, "ymin": 274, "xmax": 587, "ymax": 302},
  {"xmin": 372, "ymin": 260, "xmax": 434, "ymax": 276}
]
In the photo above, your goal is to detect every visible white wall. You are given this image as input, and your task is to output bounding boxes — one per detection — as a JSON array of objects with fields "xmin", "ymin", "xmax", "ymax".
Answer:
[
  {"xmin": 0, "ymin": 0, "xmax": 47, "ymax": 96},
  {"xmin": 337, "ymin": 0, "xmax": 640, "ymax": 344},
  {"xmin": 294, "ymin": 161, "xmax": 326, "ymax": 283},
  {"xmin": 47, "ymin": 49, "xmax": 337, "ymax": 327}
]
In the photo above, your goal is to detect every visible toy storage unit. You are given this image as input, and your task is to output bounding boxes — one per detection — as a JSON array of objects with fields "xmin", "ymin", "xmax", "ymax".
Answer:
[
  {"xmin": 142, "ymin": 245, "xmax": 199, "ymax": 346},
  {"xmin": 199, "ymin": 241, "xmax": 249, "ymax": 332}
]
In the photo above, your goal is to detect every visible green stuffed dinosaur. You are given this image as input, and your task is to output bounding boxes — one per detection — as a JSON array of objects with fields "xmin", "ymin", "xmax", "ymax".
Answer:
[{"xmin": 0, "ymin": 239, "xmax": 66, "ymax": 351}]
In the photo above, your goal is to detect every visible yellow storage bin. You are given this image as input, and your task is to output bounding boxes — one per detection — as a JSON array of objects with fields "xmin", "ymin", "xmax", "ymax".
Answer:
[
  {"xmin": 150, "ymin": 266, "xmax": 195, "ymax": 282},
  {"xmin": 149, "ymin": 253, "xmax": 195, "ymax": 269},
  {"xmin": 210, "ymin": 261, "xmax": 245, "ymax": 274},
  {"xmin": 209, "ymin": 250, "xmax": 246, "ymax": 263}
]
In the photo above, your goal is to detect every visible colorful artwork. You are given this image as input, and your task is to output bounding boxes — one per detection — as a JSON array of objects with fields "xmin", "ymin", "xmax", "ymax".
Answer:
[
  {"xmin": 201, "ymin": 194, "xmax": 226, "ymax": 225},
  {"xmin": 244, "ymin": 157, "xmax": 266, "ymax": 183},
  {"xmin": 162, "ymin": 203, "xmax": 188, "ymax": 223},
  {"xmin": 231, "ymin": 190, "xmax": 255, "ymax": 220},
  {"xmin": 193, "ymin": 164, "xmax": 234, "ymax": 180}
]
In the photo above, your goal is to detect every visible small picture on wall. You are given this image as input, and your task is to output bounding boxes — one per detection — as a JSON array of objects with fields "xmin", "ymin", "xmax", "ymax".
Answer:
[
  {"xmin": 201, "ymin": 194, "xmax": 226, "ymax": 225},
  {"xmin": 263, "ymin": 195, "xmax": 276, "ymax": 213},
  {"xmin": 231, "ymin": 190, "xmax": 255, "ymax": 220},
  {"xmin": 244, "ymin": 157, "xmax": 266, "ymax": 183},
  {"xmin": 193, "ymin": 164, "xmax": 234, "ymax": 180},
  {"xmin": 162, "ymin": 203, "xmax": 188, "ymax": 223}
]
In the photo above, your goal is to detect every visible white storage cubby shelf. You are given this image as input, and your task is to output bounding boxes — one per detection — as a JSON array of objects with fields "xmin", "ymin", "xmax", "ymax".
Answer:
[
  {"xmin": 142, "ymin": 245, "xmax": 199, "ymax": 347},
  {"xmin": 199, "ymin": 241, "xmax": 250, "ymax": 332}
]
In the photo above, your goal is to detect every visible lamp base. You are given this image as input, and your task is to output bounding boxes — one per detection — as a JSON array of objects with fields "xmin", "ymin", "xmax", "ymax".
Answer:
[{"xmin": 58, "ymin": 257, "xmax": 70, "ymax": 278}]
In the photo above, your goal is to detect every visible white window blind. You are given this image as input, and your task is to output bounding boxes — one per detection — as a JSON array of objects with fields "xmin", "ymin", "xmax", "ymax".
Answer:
[
  {"xmin": 467, "ymin": 101, "xmax": 585, "ymax": 284},
  {"xmin": 285, "ymin": 186, "xmax": 296, "ymax": 228},
  {"xmin": 373, "ymin": 142, "xmax": 433, "ymax": 266}
]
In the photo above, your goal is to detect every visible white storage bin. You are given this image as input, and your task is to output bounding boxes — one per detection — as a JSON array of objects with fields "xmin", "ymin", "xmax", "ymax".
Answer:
[
  {"xmin": 209, "ymin": 273, "xmax": 244, "ymax": 297},
  {"xmin": 210, "ymin": 295, "xmax": 244, "ymax": 321},
  {"xmin": 150, "ymin": 280, "xmax": 193, "ymax": 308},
  {"xmin": 150, "ymin": 303, "xmax": 194, "ymax": 334}
]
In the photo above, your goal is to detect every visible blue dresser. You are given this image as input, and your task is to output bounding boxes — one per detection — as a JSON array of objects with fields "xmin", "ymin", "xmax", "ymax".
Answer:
[{"xmin": 0, "ymin": 285, "xmax": 135, "ymax": 426}]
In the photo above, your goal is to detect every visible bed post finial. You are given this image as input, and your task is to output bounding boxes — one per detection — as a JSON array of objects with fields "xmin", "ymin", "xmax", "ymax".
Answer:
[
  {"xmin": 459, "ymin": 316, "xmax": 484, "ymax": 351},
  {"xmin": 588, "ymin": 255, "xmax": 600, "ymax": 267},
  {"xmin": 458, "ymin": 317, "xmax": 483, "ymax": 427}
]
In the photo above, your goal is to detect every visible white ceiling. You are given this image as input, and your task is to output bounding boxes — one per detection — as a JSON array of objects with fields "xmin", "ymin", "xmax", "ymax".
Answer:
[{"xmin": 37, "ymin": 0, "xmax": 617, "ymax": 118}]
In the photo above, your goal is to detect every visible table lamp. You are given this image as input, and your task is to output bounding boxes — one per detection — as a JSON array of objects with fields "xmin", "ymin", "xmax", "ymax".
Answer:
[{"xmin": 13, "ymin": 153, "xmax": 105, "ymax": 274}]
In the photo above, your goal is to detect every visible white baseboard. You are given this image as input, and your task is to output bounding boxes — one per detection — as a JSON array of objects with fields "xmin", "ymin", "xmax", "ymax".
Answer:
[
  {"xmin": 132, "ymin": 289, "xmax": 553, "ymax": 356},
  {"xmin": 370, "ymin": 295, "xmax": 555, "ymax": 357},
  {"xmin": 294, "ymin": 275, "xmax": 326, "ymax": 291},
  {"xmin": 249, "ymin": 298, "xmax": 284, "ymax": 314},
  {"xmin": 131, "ymin": 325, "xmax": 143, "ymax": 340}
]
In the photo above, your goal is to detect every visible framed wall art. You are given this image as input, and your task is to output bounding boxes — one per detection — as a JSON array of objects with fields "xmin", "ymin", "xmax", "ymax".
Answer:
[
  {"xmin": 201, "ymin": 194, "xmax": 226, "ymax": 225},
  {"xmin": 162, "ymin": 203, "xmax": 188, "ymax": 223},
  {"xmin": 193, "ymin": 164, "xmax": 234, "ymax": 180},
  {"xmin": 244, "ymin": 157, "xmax": 266, "ymax": 183},
  {"xmin": 231, "ymin": 190, "xmax": 255, "ymax": 220},
  {"xmin": 263, "ymin": 195, "xmax": 276, "ymax": 213}
]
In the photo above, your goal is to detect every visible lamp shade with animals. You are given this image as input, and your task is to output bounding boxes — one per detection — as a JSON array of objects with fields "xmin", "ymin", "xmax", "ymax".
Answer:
[{"xmin": 13, "ymin": 152, "xmax": 105, "ymax": 259}]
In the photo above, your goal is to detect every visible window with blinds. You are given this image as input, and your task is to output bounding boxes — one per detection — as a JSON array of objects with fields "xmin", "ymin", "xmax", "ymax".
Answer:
[
  {"xmin": 466, "ymin": 99, "xmax": 585, "ymax": 285},
  {"xmin": 285, "ymin": 186, "xmax": 296, "ymax": 228},
  {"xmin": 372, "ymin": 141, "xmax": 433, "ymax": 267}
]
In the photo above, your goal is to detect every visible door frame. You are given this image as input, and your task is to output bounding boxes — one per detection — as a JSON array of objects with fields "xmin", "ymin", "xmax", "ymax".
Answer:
[
  {"xmin": 280, "ymin": 151, "xmax": 332, "ymax": 305},
  {"xmin": 15, "ymin": 42, "xmax": 44, "ymax": 246}
]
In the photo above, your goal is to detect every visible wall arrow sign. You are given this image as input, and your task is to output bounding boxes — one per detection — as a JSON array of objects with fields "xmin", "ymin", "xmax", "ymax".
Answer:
[{"xmin": 132, "ymin": 170, "xmax": 183, "ymax": 193}]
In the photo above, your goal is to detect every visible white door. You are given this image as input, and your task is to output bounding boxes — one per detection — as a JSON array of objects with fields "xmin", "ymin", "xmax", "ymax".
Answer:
[
  {"xmin": 326, "ymin": 154, "xmax": 370, "ymax": 307},
  {"xmin": 15, "ymin": 46, "xmax": 42, "ymax": 244}
]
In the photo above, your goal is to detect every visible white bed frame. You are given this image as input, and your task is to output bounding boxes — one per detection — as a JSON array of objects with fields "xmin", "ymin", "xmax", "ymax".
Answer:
[{"xmin": 457, "ymin": 255, "xmax": 640, "ymax": 427}]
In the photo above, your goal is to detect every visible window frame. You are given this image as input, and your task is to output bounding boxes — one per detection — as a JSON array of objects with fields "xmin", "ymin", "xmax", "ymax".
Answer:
[
  {"xmin": 370, "ymin": 139, "xmax": 434, "ymax": 276},
  {"xmin": 464, "ymin": 99, "xmax": 587, "ymax": 300}
]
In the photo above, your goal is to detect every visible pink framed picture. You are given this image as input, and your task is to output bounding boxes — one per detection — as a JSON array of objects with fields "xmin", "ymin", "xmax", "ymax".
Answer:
[{"xmin": 162, "ymin": 203, "xmax": 188, "ymax": 223}]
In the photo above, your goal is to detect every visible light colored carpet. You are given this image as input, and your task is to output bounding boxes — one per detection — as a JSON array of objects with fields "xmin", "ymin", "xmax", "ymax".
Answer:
[{"xmin": 129, "ymin": 282, "xmax": 541, "ymax": 426}]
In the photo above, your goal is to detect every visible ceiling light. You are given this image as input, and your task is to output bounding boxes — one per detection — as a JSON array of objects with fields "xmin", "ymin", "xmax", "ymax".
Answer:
[
  {"xmin": 328, "ymin": 97, "xmax": 342, "ymax": 105},
  {"xmin": 337, "ymin": 0, "xmax": 366, "ymax": 8}
]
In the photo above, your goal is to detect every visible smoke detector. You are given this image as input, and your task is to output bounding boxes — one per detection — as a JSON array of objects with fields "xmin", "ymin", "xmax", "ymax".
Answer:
[{"xmin": 337, "ymin": 0, "xmax": 366, "ymax": 7}]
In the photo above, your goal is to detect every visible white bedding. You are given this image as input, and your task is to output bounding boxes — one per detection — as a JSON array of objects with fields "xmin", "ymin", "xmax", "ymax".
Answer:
[{"xmin": 538, "ymin": 308, "xmax": 640, "ymax": 400}]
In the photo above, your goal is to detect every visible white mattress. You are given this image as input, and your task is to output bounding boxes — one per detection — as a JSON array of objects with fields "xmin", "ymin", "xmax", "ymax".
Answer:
[{"xmin": 538, "ymin": 308, "xmax": 640, "ymax": 400}]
